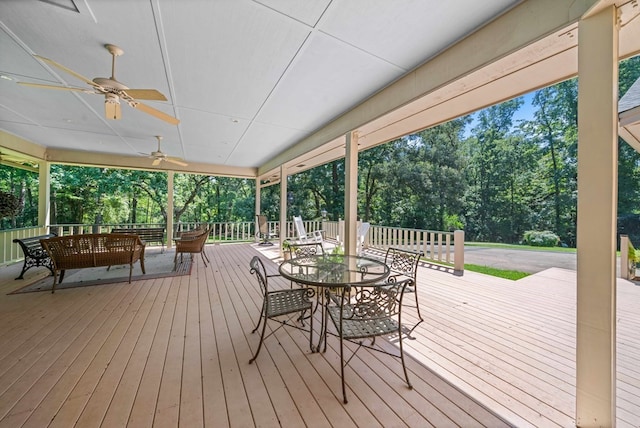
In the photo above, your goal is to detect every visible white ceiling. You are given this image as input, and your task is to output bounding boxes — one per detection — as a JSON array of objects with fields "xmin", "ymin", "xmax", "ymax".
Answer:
[{"xmin": 0, "ymin": 0, "xmax": 522, "ymax": 173}]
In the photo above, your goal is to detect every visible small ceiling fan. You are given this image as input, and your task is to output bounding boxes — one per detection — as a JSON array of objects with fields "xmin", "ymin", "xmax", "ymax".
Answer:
[
  {"xmin": 18, "ymin": 44, "xmax": 180, "ymax": 125},
  {"xmin": 139, "ymin": 136, "xmax": 187, "ymax": 167}
]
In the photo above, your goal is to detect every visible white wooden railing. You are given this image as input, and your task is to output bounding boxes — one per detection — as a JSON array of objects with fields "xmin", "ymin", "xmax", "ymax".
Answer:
[
  {"xmin": 321, "ymin": 220, "xmax": 464, "ymax": 273},
  {"xmin": 1, "ymin": 220, "xmax": 463, "ymax": 273}
]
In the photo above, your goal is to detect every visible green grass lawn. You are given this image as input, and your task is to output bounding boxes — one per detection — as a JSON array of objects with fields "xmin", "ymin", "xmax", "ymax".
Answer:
[
  {"xmin": 463, "ymin": 242, "xmax": 569, "ymax": 279},
  {"xmin": 465, "ymin": 241, "xmax": 577, "ymax": 253},
  {"xmin": 464, "ymin": 263, "xmax": 530, "ymax": 280},
  {"xmin": 423, "ymin": 241, "xmax": 581, "ymax": 280}
]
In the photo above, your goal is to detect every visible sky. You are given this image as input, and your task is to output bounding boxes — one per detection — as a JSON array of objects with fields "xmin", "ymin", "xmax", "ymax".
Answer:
[{"xmin": 463, "ymin": 91, "xmax": 537, "ymax": 137}]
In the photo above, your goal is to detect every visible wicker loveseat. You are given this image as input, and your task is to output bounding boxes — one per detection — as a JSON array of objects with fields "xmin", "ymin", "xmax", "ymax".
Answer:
[{"xmin": 40, "ymin": 233, "xmax": 146, "ymax": 293}]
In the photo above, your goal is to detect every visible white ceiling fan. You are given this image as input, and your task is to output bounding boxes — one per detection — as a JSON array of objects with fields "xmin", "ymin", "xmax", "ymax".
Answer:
[
  {"xmin": 18, "ymin": 44, "xmax": 180, "ymax": 125},
  {"xmin": 139, "ymin": 136, "xmax": 187, "ymax": 167}
]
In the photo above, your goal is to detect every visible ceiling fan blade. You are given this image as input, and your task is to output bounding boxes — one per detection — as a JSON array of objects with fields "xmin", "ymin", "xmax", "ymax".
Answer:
[
  {"xmin": 152, "ymin": 158, "xmax": 162, "ymax": 166},
  {"xmin": 17, "ymin": 82, "xmax": 93, "ymax": 93},
  {"xmin": 124, "ymin": 89, "xmax": 167, "ymax": 101},
  {"xmin": 131, "ymin": 101, "xmax": 180, "ymax": 125},
  {"xmin": 166, "ymin": 157, "xmax": 188, "ymax": 167},
  {"xmin": 34, "ymin": 55, "xmax": 101, "ymax": 89},
  {"xmin": 105, "ymin": 101, "xmax": 122, "ymax": 120}
]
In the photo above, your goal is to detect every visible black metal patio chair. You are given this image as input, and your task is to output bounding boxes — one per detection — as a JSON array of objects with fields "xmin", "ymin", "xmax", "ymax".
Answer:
[
  {"xmin": 248, "ymin": 256, "xmax": 314, "ymax": 364},
  {"xmin": 286, "ymin": 241, "xmax": 325, "ymax": 260},
  {"xmin": 327, "ymin": 278, "xmax": 414, "ymax": 403},
  {"xmin": 384, "ymin": 247, "xmax": 424, "ymax": 337}
]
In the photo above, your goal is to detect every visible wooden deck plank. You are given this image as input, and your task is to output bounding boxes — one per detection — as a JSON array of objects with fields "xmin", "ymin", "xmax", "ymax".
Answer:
[
  {"xmin": 178, "ymin": 270, "xmax": 205, "ymax": 428},
  {"xmin": 1, "ymin": 283, "xmax": 135, "ymax": 426},
  {"xmin": 152, "ymin": 273, "xmax": 190, "ymax": 428},
  {"xmin": 46, "ymin": 281, "xmax": 153, "ymax": 427},
  {"xmin": 0, "ymin": 242, "xmax": 638, "ymax": 427},
  {"xmin": 0, "ymin": 288, "xmax": 97, "ymax": 378},
  {"xmin": 207, "ymin": 249, "xmax": 256, "ymax": 428},
  {"xmin": 100, "ymin": 279, "xmax": 172, "ymax": 427},
  {"xmin": 200, "ymin": 256, "xmax": 231, "ymax": 428},
  {"xmin": 214, "ymin": 245, "xmax": 311, "ymax": 428},
  {"xmin": 15, "ymin": 284, "xmax": 140, "ymax": 427},
  {"xmin": 126, "ymin": 277, "xmax": 181, "ymax": 428},
  {"xmin": 73, "ymin": 281, "xmax": 158, "ymax": 427}
]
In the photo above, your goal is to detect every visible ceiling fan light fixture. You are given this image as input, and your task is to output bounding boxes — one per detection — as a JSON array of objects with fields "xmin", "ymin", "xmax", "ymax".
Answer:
[{"xmin": 104, "ymin": 94, "xmax": 121, "ymax": 120}]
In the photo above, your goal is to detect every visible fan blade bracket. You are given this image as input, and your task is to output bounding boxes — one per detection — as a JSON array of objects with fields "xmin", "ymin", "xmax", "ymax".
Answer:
[{"xmin": 152, "ymin": 158, "xmax": 161, "ymax": 166}]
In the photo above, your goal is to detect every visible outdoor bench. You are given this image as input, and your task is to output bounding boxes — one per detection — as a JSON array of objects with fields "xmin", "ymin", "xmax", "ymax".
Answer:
[
  {"xmin": 40, "ymin": 233, "xmax": 146, "ymax": 293},
  {"xmin": 111, "ymin": 227, "xmax": 165, "ymax": 252},
  {"xmin": 13, "ymin": 232, "xmax": 58, "ymax": 280}
]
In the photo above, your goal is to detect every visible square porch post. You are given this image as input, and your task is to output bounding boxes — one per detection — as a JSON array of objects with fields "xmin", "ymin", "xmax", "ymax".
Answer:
[{"xmin": 576, "ymin": 5, "xmax": 618, "ymax": 426}]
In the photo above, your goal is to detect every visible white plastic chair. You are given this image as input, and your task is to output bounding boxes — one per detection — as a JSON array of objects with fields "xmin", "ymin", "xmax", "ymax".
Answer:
[
  {"xmin": 293, "ymin": 216, "xmax": 324, "ymax": 243},
  {"xmin": 357, "ymin": 222, "xmax": 370, "ymax": 254}
]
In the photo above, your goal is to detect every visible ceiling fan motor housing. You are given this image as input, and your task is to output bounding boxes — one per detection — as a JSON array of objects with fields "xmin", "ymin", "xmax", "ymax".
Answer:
[{"xmin": 93, "ymin": 77, "xmax": 129, "ymax": 93}]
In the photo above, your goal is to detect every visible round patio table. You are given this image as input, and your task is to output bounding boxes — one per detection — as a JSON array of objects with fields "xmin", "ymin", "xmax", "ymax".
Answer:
[{"xmin": 279, "ymin": 254, "xmax": 390, "ymax": 352}]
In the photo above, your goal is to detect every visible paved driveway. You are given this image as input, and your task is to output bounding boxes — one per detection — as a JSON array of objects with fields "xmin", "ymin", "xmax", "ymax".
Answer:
[{"xmin": 463, "ymin": 246, "xmax": 577, "ymax": 274}]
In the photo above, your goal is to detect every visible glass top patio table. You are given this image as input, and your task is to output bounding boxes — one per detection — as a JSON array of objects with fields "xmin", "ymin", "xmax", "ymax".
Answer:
[
  {"xmin": 278, "ymin": 254, "xmax": 390, "ymax": 287},
  {"xmin": 279, "ymin": 254, "xmax": 390, "ymax": 353}
]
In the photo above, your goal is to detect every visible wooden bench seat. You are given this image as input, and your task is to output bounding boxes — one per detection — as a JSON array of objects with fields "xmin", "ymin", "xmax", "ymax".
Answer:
[
  {"xmin": 111, "ymin": 227, "xmax": 165, "ymax": 252},
  {"xmin": 13, "ymin": 233, "xmax": 57, "ymax": 280}
]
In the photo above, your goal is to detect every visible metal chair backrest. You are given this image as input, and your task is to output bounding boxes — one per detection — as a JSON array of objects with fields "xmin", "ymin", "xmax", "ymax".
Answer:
[
  {"xmin": 249, "ymin": 255, "xmax": 269, "ymax": 296},
  {"xmin": 287, "ymin": 242, "xmax": 324, "ymax": 259},
  {"xmin": 337, "ymin": 279, "xmax": 412, "ymax": 325},
  {"xmin": 384, "ymin": 247, "xmax": 422, "ymax": 282}
]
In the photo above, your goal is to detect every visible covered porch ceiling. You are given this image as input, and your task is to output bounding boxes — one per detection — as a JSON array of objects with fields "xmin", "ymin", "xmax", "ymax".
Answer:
[{"xmin": 1, "ymin": 0, "xmax": 639, "ymax": 180}]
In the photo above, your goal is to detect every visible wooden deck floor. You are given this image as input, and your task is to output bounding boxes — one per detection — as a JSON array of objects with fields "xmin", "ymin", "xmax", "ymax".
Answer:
[{"xmin": 0, "ymin": 242, "xmax": 638, "ymax": 427}]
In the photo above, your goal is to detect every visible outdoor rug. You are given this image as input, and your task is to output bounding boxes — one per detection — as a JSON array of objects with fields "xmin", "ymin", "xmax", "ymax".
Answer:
[{"xmin": 9, "ymin": 247, "xmax": 191, "ymax": 294}]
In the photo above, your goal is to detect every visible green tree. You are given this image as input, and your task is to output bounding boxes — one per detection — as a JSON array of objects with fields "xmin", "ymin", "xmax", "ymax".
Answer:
[
  {"xmin": 618, "ymin": 55, "xmax": 640, "ymax": 217},
  {"xmin": 0, "ymin": 165, "xmax": 39, "ymax": 229},
  {"xmin": 528, "ymin": 80, "xmax": 577, "ymax": 243},
  {"xmin": 463, "ymin": 99, "xmax": 523, "ymax": 241}
]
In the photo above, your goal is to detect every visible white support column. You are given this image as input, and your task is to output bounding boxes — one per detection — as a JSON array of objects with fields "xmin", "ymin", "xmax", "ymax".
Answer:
[
  {"xmin": 279, "ymin": 165, "xmax": 287, "ymax": 257},
  {"xmin": 344, "ymin": 131, "xmax": 358, "ymax": 256},
  {"xmin": 255, "ymin": 178, "xmax": 261, "ymax": 243},
  {"xmin": 38, "ymin": 161, "xmax": 50, "ymax": 230},
  {"xmin": 167, "ymin": 171, "xmax": 175, "ymax": 249},
  {"xmin": 576, "ymin": 6, "xmax": 618, "ymax": 426}
]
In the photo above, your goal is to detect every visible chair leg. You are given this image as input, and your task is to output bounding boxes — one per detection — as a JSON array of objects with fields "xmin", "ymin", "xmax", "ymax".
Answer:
[
  {"xmin": 398, "ymin": 326, "xmax": 413, "ymax": 390},
  {"xmin": 339, "ymin": 329, "xmax": 348, "ymax": 404},
  {"xmin": 200, "ymin": 250, "xmax": 209, "ymax": 267},
  {"xmin": 413, "ymin": 286, "xmax": 423, "ymax": 322},
  {"xmin": 251, "ymin": 303, "xmax": 266, "ymax": 334},
  {"xmin": 406, "ymin": 285, "xmax": 424, "ymax": 338},
  {"xmin": 308, "ymin": 308, "xmax": 314, "ymax": 353},
  {"xmin": 51, "ymin": 271, "xmax": 59, "ymax": 294},
  {"xmin": 202, "ymin": 248, "xmax": 211, "ymax": 263},
  {"xmin": 249, "ymin": 308, "xmax": 269, "ymax": 364},
  {"xmin": 173, "ymin": 252, "xmax": 178, "ymax": 271}
]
